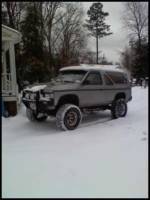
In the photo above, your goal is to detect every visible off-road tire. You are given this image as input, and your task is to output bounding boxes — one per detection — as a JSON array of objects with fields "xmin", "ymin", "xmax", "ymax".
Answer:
[
  {"xmin": 56, "ymin": 104, "xmax": 82, "ymax": 131},
  {"xmin": 26, "ymin": 108, "xmax": 48, "ymax": 122},
  {"xmin": 111, "ymin": 98, "xmax": 127, "ymax": 119}
]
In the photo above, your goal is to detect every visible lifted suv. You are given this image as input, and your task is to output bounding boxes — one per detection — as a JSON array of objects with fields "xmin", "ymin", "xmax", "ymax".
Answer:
[{"xmin": 22, "ymin": 65, "xmax": 132, "ymax": 130}]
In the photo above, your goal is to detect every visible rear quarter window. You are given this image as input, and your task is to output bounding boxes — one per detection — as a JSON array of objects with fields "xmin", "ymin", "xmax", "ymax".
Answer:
[
  {"xmin": 103, "ymin": 74, "xmax": 113, "ymax": 85},
  {"xmin": 106, "ymin": 72, "xmax": 128, "ymax": 84}
]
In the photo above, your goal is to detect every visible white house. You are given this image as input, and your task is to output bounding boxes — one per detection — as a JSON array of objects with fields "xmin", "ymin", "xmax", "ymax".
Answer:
[{"xmin": 2, "ymin": 24, "xmax": 21, "ymax": 116}]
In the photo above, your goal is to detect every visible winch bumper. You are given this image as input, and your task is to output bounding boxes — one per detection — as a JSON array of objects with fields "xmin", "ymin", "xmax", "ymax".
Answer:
[{"xmin": 22, "ymin": 98, "xmax": 55, "ymax": 113}]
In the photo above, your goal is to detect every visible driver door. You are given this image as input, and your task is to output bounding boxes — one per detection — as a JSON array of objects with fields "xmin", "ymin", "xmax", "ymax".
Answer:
[{"xmin": 79, "ymin": 71, "xmax": 104, "ymax": 107}]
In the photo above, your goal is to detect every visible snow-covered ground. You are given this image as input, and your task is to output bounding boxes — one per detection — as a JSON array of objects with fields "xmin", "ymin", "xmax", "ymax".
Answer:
[{"xmin": 2, "ymin": 87, "xmax": 148, "ymax": 198}]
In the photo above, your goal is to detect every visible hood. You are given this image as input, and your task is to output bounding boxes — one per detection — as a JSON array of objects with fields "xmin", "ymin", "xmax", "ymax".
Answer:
[
  {"xmin": 44, "ymin": 81, "xmax": 80, "ymax": 92},
  {"xmin": 24, "ymin": 82, "xmax": 48, "ymax": 92},
  {"xmin": 24, "ymin": 81, "xmax": 80, "ymax": 93}
]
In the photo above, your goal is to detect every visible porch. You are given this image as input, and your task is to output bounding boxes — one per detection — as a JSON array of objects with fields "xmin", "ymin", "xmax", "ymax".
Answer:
[{"xmin": 2, "ymin": 25, "xmax": 21, "ymax": 115}]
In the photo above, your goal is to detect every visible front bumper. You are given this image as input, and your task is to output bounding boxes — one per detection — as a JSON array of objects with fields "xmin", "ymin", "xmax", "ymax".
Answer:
[{"xmin": 22, "ymin": 98, "xmax": 55, "ymax": 113}]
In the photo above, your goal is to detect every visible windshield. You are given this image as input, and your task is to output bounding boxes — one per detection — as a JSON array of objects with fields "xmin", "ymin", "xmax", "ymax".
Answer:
[{"xmin": 53, "ymin": 70, "xmax": 87, "ymax": 83}]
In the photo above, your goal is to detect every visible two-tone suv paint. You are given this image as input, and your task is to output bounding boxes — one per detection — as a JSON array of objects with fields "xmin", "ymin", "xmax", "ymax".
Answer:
[{"xmin": 22, "ymin": 65, "xmax": 132, "ymax": 130}]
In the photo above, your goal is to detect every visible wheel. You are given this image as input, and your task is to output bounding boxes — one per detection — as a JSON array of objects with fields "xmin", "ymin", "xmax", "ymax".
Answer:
[
  {"xmin": 56, "ymin": 104, "xmax": 82, "ymax": 131},
  {"xmin": 111, "ymin": 98, "xmax": 127, "ymax": 119},
  {"xmin": 26, "ymin": 108, "xmax": 48, "ymax": 122}
]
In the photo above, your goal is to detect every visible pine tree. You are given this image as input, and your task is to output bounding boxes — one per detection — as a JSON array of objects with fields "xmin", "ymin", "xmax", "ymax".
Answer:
[
  {"xmin": 85, "ymin": 3, "xmax": 112, "ymax": 64},
  {"xmin": 129, "ymin": 38, "xmax": 148, "ymax": 79},
  {"xmin": 21, "ymin": 3, "xmax": 43, "ymax": 58},
  {"xmin": 21, "ymin": 3, "xmax": 47, "ymax": 84}
]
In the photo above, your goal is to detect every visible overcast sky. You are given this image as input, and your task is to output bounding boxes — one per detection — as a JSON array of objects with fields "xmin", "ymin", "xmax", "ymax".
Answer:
[{"xmin": 82, "ymin": 2, "xmax": 129, "ymax": 63}]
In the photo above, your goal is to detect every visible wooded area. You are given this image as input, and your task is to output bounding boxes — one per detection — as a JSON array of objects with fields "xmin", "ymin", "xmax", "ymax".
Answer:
[
  {"xmin": 2, "ymin": 2, "xmax": 148, "ymax": 89},
  {"xmin": 120, "ymin": 2, "xmax": 148, "ymax": 81}
]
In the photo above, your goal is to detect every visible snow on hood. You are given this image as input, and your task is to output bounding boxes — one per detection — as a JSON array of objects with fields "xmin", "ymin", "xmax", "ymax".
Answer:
[
  {"xmin": 24, "ymin": 85, "xmax": 47, "ymax": 92},
  {"xmin": 23, "ymin": 81, "xmax": 79, "ymax": 93}
]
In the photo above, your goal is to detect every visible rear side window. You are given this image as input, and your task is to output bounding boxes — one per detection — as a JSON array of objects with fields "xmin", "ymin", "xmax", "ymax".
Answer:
[
  {"xmin": 106, "ymin": 72, "xmax": 128, "ymax": 84},
  {"xmin": 84, "ymin": 72, "xmax": 102, "ymax": 85},
  {"xmin": 104, "ymin": 74, "xmax": 113, "ymax": 85}
]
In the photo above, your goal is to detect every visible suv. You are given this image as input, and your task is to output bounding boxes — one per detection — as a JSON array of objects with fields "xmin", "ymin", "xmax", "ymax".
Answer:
[{"xmin": 22, "ymin": 65, "xmax": 132, "ymax": 130}]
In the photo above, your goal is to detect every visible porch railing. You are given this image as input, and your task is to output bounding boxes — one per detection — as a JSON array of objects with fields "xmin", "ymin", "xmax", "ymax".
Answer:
[{"xmin": 2, "ymin": 73, "xmax": 12, "ymax": 93}]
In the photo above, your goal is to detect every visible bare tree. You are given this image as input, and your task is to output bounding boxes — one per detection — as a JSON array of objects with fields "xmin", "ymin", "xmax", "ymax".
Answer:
[
  {"xmin": 122, "ymin": 2, "xmax": 148, "ymax": 47},
  {"xmin": 56, "ymin": 3, "xmax": 87, "ymax": 66},
  {"xmin": 41, "ymin": 2, "xmax": 62, "ymax": 72},
  {"xmin": 121, "ymin": 2, "xmax": 148, "ymax": 79},
  {"xmin": 2, "ymin": 2, "xmax": 26, "ymax": 30}
]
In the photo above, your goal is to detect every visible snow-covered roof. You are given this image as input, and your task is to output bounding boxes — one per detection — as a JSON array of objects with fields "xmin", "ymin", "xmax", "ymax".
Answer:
[
  {"xmin": 60, "ymin": 64, "xmax": 124, "ymax": 73},
  {"xmin": 2, "ymin": 24, "xmax": 22, "ymax": 44}
]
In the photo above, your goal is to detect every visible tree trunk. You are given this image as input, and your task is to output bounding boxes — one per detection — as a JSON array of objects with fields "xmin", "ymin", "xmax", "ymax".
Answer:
[
  {"xmin": 6, "ymin": 2, "xmax": 15, "ymax": 29},
  {"xmin": 96, "ymin": 29, "xmax": 98, "ymax": 64},
  {"xmin": 138, "ymin": 33, "xmax": 142, "ymax": 50}
]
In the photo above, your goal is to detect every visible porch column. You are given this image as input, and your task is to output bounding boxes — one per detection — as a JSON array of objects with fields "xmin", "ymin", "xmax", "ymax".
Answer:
[
  {"xmin": 9, "ymin": 41, "xmax": 17, "ymax": 96},
  {"xmin": 2, "ymin": 42, "xmax": 8, "ymax": 75},
  {"xmin": 2, "ymin": 47, "xmax": 7, "ymax": 74}
]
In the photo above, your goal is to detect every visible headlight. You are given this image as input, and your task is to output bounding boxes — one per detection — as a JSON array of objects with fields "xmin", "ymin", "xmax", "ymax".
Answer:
[
  {"xmin": 47, "ymin": 93, "xmax": 54, "ymax": 99},
  {"xmin": 30, "ymin": 93, "xmax": 36, "ymax": 100},
  {"xmin": 40, "ymin": 93, "xmax": 54, "ymax": 101},
  {"xmin": 25, "ymin": 93, "xmax": 30, "ymax": 99},
  {"xmin": 24, "ymin": 92, "xmax": 36, "ymax": 100}
]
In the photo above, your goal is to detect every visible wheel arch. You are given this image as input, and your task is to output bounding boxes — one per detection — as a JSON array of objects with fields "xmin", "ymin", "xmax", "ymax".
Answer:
[
  {"xmin": 56, "ymin": 94, "xmax": 79, "ymax": 109},
  {"xmin": 114, "ymin": 92, "xmax": 126, "ymax": 100}
]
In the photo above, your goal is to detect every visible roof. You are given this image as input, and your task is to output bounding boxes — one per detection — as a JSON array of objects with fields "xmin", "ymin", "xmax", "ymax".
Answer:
[
  {"xmin": 2, "ymin": 24, "xmax": 22, "ymax": 44},
  {"xmin": 60, "ymin": 64, "xmax": 124, "ymax": 73}
]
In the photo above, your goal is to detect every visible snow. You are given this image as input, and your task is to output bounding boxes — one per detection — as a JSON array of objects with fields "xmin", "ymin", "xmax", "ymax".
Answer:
[
  {"xmin": 24, "ymin": 85, "xmax": 47, "ymax": 92},
  {"xmin": 60, "ymin": 64, "xmax": 124, "ymax": 72},
  {"xmin": 2, "ymin": 87, "xmax": 148, "ymax": 198}
]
